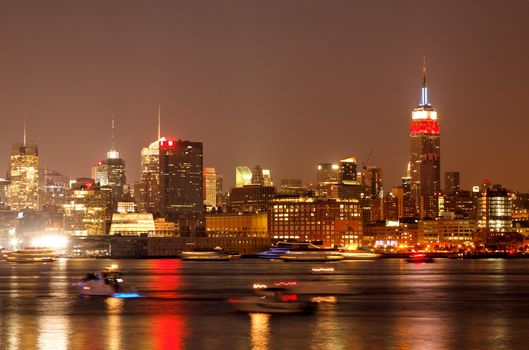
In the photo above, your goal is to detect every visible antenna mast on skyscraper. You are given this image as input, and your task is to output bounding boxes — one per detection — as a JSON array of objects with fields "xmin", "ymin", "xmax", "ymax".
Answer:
[
  {"xmin": 422, "ymin": 56, "xmax": 427, "ymax": 86},
  {"xmin": 23, "ymin": 116, "xmax": 26, "ymax": 146},
  {"xmin": 157, "ymin": 105, "xmax": 161, "ymax": 140},
  {"xmin": 420, "ymin": 57, "xmax": 429, "ymax": 106},
  {"xmin": 111, "ymin": 115, "xmax": 116, "ymax": 150}
]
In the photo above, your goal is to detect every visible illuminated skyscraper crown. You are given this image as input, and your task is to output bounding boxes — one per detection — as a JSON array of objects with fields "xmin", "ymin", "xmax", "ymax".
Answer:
[{"xmin": 410, "ymin": 58, "xmax": 439, "ymax": 134}]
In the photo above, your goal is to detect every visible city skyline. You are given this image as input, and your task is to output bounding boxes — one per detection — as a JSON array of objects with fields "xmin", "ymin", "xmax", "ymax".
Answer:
[{"xmin": 1, "ymin": 1, "xmax": 528, "ymax": 191}]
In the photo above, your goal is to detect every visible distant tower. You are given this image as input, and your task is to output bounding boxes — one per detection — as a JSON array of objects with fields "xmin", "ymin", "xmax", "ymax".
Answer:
[
  {"xmin": 8, "ymin": 123, "xmax": 39, "ymax": 210},
  {"xmin": 409, "ymin": 59, "xmax": 441, "ymax": 218}
]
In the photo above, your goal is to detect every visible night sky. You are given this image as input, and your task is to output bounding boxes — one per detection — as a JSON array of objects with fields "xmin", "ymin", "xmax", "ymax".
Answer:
[{"xmin": 0, "ymin": 0, "xmax": 528, "ymax": 191}]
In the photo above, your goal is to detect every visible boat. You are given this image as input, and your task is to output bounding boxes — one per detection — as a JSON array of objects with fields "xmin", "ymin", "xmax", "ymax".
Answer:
[
  {"xmin": 311, "ymin": 267, "xmax": 335, "ymax": 274},
  {"xmin": 228, "ymin": 286, "xmax": 317, "ymax": 314},
  {"xmin": 75, "ymin": 265, "xmax": 139, "ymax": 297},
  {"xmin": 280, "ymin": 250, "xmax": 344, "ymax": 262},
  {"xmin": 340, "ymin": 247, "xmax": 381, "ymax": 260},
  {"xmin": 4, "ymin": 248, "xmax": 57, "ymax": 263},
  {"xmin": 406, "ymin": 253, "xmax": 435, "ymax": 263},
  {"xmin": 256, "ymin": 242, "xmax": 318, "ymax": 259},
  {"xmin": 180, "ymin": 247, "xmax": 240, "ymax": 261},
  {"xmin": 256, "ymin": 246, "xmax": 292, "ymax": 259}
]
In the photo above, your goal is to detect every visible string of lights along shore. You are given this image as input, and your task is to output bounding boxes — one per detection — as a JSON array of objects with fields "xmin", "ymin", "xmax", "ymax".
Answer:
[{"xmin": 1, "ymin": 61, "xmax": 525, "ymax": 256}]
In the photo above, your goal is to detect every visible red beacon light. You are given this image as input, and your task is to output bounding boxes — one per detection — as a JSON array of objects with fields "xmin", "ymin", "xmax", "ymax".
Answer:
[{"xmin": 160, "ymin": 138, "xmax": 177, "ymax": 149}]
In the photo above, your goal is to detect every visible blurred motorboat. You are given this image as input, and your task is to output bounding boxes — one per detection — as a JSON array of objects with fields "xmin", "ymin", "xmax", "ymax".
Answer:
[
  {"xmin": 280, "ymin": 250, "xmax": 343, "ymax": 262},
  {"xmin": 75, "ymin": 265, "xmax": 139, "ymax": 297},
  {"xmin": 4, "ymin": 248, "xmax": 57, "ymax": 263},
  {"xmin": 406, "ymin": 253, "xmax": 434, "ymax": 263},
  {"xmin": 257, "ymin": 242, "xmax": 318, "ymax": 259},
  {"xmin": 229, "ymin": 286, "xmax": 316, "ymax": 314},
  {"xmin": 340, "ymin": 247, "xmax": 381, "ymax": 260},
  {"xmin": 180, "ymin": 247, "xmax": 240, "ymax": 261}
]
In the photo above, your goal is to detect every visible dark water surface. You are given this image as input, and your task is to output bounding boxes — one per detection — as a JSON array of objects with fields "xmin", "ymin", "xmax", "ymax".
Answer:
[{"xmin": 1, "ymin": 258, "xmax": 529, "ymax": 349}]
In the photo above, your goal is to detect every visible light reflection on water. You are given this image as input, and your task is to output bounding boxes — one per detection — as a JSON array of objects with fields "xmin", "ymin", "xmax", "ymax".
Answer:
[
  {"xmin": 6, "ymin": 314, "xmax": 21, "ymax": 350},
  {"xmin": 250, "ymin": 313, "xmax": 270, "ymax": 350},
  {"xmin": 105, "ymin": 298, "xmax": 123, "ymax": 350},
  {"xmin": 37, "ymin": 316, "xmax": 69, "ymax": 350},
  {"xmin": 1, "ymin": 258, "xmax": 529, "ymax": 349}
]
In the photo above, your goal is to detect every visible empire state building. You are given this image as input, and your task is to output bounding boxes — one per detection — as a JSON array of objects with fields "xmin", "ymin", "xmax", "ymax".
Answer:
[{"xmin": 409, "ymin": 60, "xmax": 441, "ymax": 218}]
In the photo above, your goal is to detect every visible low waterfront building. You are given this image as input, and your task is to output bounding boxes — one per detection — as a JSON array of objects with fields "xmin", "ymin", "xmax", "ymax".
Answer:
[
  {"xmin": 418, "ymin": 217, "xmax": 477, "ymax": 247},
  {"xmin": 110, "ymin": 236, "xmax": 271, "ymax": 257},
  {"xmin": 206, "ymin": 212, "xmax": 268, "ymax": 238},
  {"xmin": 109, "ymin": 212, "xmax": 156, "ymax": 236},
  {"xmin": 363, "ymin": 219, "xmax": 419, "ymax": 248},
  {"xmin": 154, "ymin": 218, "xmax": 178, "ymax": 236},
  {"xmin": 269, "ymin": 197, "xmax": 362, "ymax": 248}
]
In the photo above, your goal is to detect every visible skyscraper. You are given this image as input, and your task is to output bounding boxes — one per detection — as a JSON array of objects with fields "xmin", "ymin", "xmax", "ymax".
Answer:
[
  {"xmin": 92, "ymin": 120, "xmax": 126, "ymax": 198},
  {"xmin": 251, "ymin": 165, "xmax": 265, "ymax": 185},
  {"xmin": 445, "ymin": 171, "xmax": 460, "ymax": 195},
  {"xmin": 137, "ymin": 108, "xmax": 164, "ymax": 213},
  {"xmin": 339, "ymin": 157, "xmax": 358, "ymax": 185},
  {"xmin": 138, "ymin": 137, "xmax": 164, "ymax": 213},
  {"xmin": 364, "ymin": 166, "xmax": 383, "ymax": 199},
  {"xmin": 409, "ymin": 60, "xmax": 441, "ymax": 218},
  {"xmin": 251, "ymin": 165, "xmax": 273, "ymax": 186},
  {"xmin": 159, "ymin": 138, "xmax": 204, "ymax": 235},
  {"xmin": 203, "ymin": 167, "xmax": 217, "ymax": 209},
  {"xmin": 8, "ymin": 126, "xmax": 39, "ymax": 211},
  {"xmin": 477, "ymin": 184, "xmax": 512, "ymax": 232},
  {"xmin": 235, "ymin": 166, "xmax": 253, "ymax": 188}
]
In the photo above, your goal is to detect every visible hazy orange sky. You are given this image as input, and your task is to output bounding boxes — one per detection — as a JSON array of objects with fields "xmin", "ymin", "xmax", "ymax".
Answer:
[{"xmin": 0, "ymin": 0, "xmax": 528, "ymax": 191}]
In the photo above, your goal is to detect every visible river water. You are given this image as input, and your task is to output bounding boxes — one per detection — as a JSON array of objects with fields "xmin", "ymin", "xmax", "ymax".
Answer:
[{"xmin": 1, "ymin": 258, "xmax": 529, "ymax": 349}]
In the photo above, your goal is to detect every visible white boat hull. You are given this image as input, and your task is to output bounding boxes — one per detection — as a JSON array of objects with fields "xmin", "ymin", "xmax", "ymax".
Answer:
[
  {"xmin": 76, "ymin": 280, "xmax": 117, "ymax": 296},
  {"xmin": 181, "ymin": 252, "xmax": 240, "ymax": 261},
  {"xmin": 231, "ymin": 297, "xmax": 316, "ymax": 314},
  {"xmin": 341, "ymin": 252, "xmax": 381, "ymax": 260},
  {"xmin": 280, "ymin": 254, "xmax": 344, "ymax": 262},
  {"xmin": 4, "ymin": 249, "xmax": 57, "ymax": 263}
]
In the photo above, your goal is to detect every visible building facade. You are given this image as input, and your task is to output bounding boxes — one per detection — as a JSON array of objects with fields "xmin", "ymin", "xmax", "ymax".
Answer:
[
  {"xmin": 418, "ymin": 218, "xmax": 476, "ymax": 247},
  {"xmin": 269, "ymin": 197, "xmax": 362, "ymax": 248},
  {"xmin": 206, "ymin": 212, "xmax": 268, "ymax": 238},
  {"xmin": 63, "ymin": 187, "xmax": 108, "ymax": 236},
  {"xmin": 316, "ymin": 163, "xmax": 340, "ymax": 186},
  {"xmin": 339, "ymin": 157, "xmax": 358, "ymax": 185},
  {"xmin": 228, "ymin": 185, "xmax": 276, "ymax": 213},
  {"xmin": 477, "ymin": 185, "xmax": 513, "ymax": 232}
]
